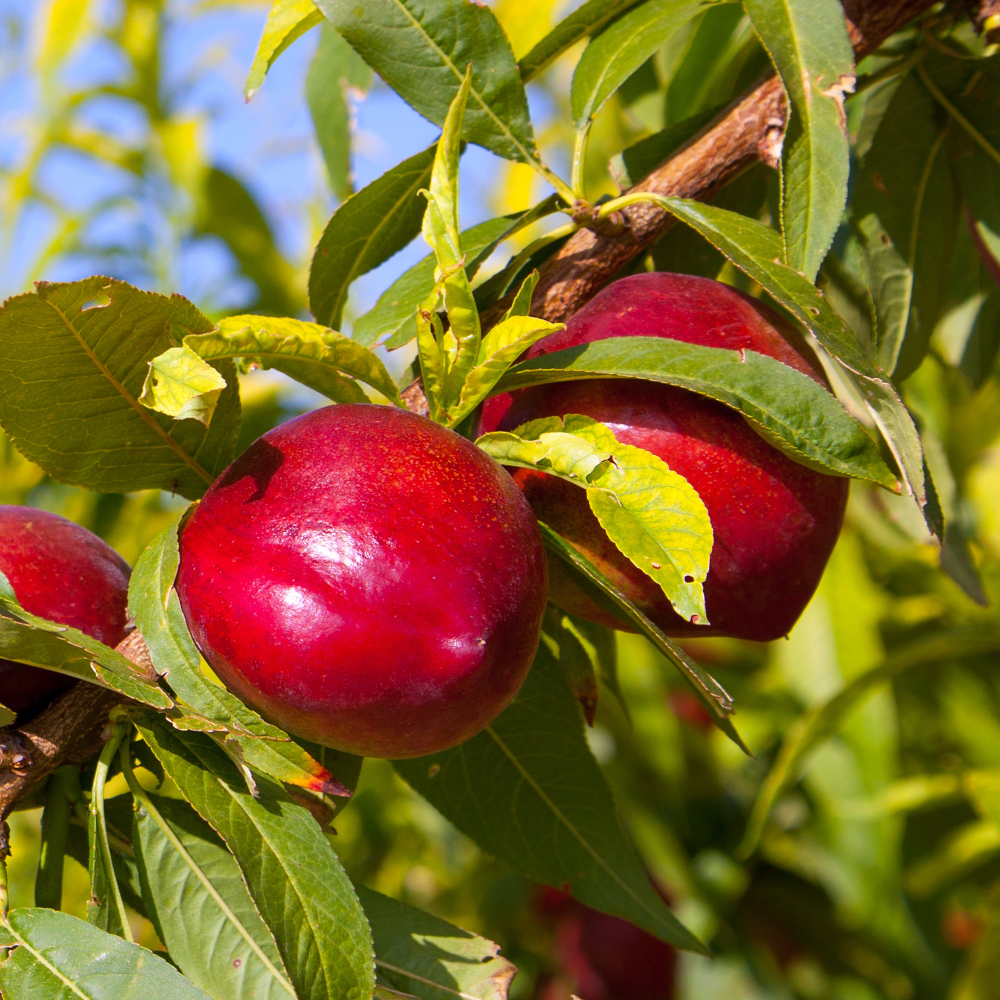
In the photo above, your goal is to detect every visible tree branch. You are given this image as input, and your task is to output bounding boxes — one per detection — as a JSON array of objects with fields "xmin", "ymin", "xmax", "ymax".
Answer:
[
  {"xmin": 519, "ymin": 0, "xmax": 938, "ymax": 325},
  {"xmin": 0, "ymin": 631, "xmax": 154, "ymax": 855}
]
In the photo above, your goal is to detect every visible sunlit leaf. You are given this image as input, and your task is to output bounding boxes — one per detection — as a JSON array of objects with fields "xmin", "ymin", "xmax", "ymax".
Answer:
[
  {"xmin": 478, "ymin": 414, "xmax": 713, "ymax": 622},
  {"xmin": 247, "ymin": 0, "xmax": 324, "ymax": 100},
  {"xmin": 494, "ymin": 336, "xmax": 897, "ymax": 487},
  {"xmin": 0, "ymin": 909, "xmax": 213, "ymax": 999},
  {"xmin": 310, "ymin": 145, "xmax": 436, "ymax": 330},
  {"xmin": 317, "ymin": 0, "xmax": 538, "ymax": 164},
  {"xmin": 0, "ymin": 277, "xmax": 240, "ymax": 499}
]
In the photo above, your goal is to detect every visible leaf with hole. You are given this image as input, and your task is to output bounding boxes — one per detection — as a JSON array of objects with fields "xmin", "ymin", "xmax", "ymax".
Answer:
[
  {"xmin": 0, "ymin": 277, "xmax": 240, "ymax": 498},
  {"xmin": 478, "ymin": 414, "xmax": 713, "ymax": 623}
]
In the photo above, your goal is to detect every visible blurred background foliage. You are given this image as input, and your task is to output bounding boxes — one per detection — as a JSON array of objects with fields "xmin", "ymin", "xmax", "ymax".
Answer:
[{"xmin": 1, "ymin": 1, "xmax": 1000, "ymax": 999}]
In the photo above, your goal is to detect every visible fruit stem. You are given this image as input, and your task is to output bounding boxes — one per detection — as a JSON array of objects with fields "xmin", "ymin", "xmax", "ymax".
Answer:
[{"xmin": 91, "ymin": 720, "xmax": 133, "ymax": 942}]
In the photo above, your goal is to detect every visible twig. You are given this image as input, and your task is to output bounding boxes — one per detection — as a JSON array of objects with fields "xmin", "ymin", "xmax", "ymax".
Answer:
[
  {"xmin": 512, "ymin": 0, "xmax": 938, "ymax": 326},
  {"xmin": 0, "ymin": 631, "xmax": 153, "ymax": 856}
]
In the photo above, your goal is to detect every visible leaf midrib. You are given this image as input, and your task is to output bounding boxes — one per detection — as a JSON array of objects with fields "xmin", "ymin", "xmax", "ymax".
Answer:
[
  {"xmin": 482, "ymin": 725, "xmax": 678, "ymax": 936},
  {"xmin": 386, "ymin": 0, "xmax": 535, "ymax": 163},
  {"xmin": 44, "ymin": 297, "xmax": 213, "ymax": 485},
  {"xmin": 1, "ymin": 921, "xmax": 92, "ymax": 999}
]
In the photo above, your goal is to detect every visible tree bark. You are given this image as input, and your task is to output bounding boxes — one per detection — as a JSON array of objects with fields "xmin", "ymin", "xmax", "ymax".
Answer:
[
  {"xmin": 0, "ymin": 632, "xmax": 153, "ymax": 854},
  {"xmin": 517, "ymin": 0, "xmax": 938, "ymax": 326}
]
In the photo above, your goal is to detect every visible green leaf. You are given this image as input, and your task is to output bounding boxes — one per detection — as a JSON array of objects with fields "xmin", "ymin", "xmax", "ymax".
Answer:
[
  {"xmin": 87, "ymin": 724, "xmax": 132, "ymax": 940},
  {"xmin": 494, "ymin": 336, "xmax": 897, "ymax": 487},
  {"xmin": 0, "ymin": 908, "xmax": 213, "ymax": 999},
  {"xmin": 247, "ymin": 0, "xmax": 324, "ymax": 99},
  {"xmin": 316, "ymin": 0, "xmax": 538, "ymax": 164},
  {"xmin": 449, "ymin": 313, "xmax": 563, "ymax": 426},
  {"xmin": 395, "ymin": 644, "xmax": 706, "ymax": 954},
  {"xmin": 0, "ymin": 596, "xmax": 172, "ymax": 711},
  {"xmin": 744, "ymin": 0, "xmax": 854, "ymax": 280},
  {"xmin": 518, "ymin": 0, "xmax": 647, "ymax": 83},
  {"xmin": 478, "ymin": 415, "xmax": 712, "ymax": 623},
  {"xmin": 853, "ymin": 73, "xmax": 958, "ymax": 380},
  {"xmin": 419, "ymin": 69, "xmax": 482, "ymax": 411},
  {"xmin": 132, "ymin": 791, "xmax": 295, "ymax": 1000},
  {"xmin": 139, "ymin": 346, "xmax": 228, "ymax": 426},
  {"xmin": 537, "ymin": 522, "xmax": 747, "ymax": 753},
  {"xmin": 310, "ymin": 144, "xmax": 436, "ymax": 329},
  {"xmin": 355, "ymin": 207, "xmax": 556, "ymax": 349},
  {"xmin": 738, "ymin": 626, "xmax": 1000, "ymax": 858},
  {"xmin": 307, "ymin": 22, "xmax": 374, "ymax": 201},
  {"xmin": 571, "ymin": 0, "xmax": 718, "ymax": 129},
  {"xmin": 0, "ymin": 277, "xmax": 240, "ymax": 499},
  {"xmin": 196, "ymin": 169, "xmax": 302, "ymax": 318},
  {"xmin": 136, "ymin": 717, "xmax": 375, "ymax": 1000},
  {"xmin": 544, "ymin": 608, "xmax": 600, "ymax": 726},
  {"xmin": 646, "ymin": 197, "xmax": 930, "ymax": 514},
  {"xmin": 146, "ymin": 316, "xmax": 403, "ymax": 416},
  {"xmin": 359, "ymin": 887, "xmax": 515, "ymax": 1000},
  {"xmin": 128, "ymin": 514, "xmax": 350, "ymax": 796}
]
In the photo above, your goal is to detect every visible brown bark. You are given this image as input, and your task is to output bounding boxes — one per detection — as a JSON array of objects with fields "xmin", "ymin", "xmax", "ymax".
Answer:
[
  {"xmin": 518, "ymin": 0, "xmax": 938, "ymax": 326},
  {"xmin": 0, "ymin": 633, "xmax": 154, "ymax": 854}
]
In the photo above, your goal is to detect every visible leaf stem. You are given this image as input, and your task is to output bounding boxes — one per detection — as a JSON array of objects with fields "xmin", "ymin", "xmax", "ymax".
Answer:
[
  {"xmin": 571, "ymin": 125, "xmax": 591, "ymax": 199},
  {"xmin": 35, "ymin": 766, "xmax": 79, "ymax": 910},
  {"xmin": 91, "ymin": 720, "xmax": 133, "ymax": 942},
  {"xmin": 530, "ymin": 159, "xmax": 577, "ymax": 207},
  {"xmin": 918, "ymin": 64, "xmax": 1000, "ymax": 168},
  {"xmin": 119, "ymin": 743, "xmax": 297, "ymax": 996}
]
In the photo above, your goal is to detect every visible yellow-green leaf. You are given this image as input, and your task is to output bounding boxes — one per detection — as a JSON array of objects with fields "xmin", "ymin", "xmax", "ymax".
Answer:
[
  {"xmin": 449, "ymin": 313, "xmax": 563, "ymax": 426},
  {"xmin": 139, "ymin": 345, "xmax": 228, "ymax": 425},
  {"xmin": 246, "ymin": 0, "xmax": 324, "ymax": 100},
  {"xmin": 477, "ymin": 414, "xmax": 712, "ymax": 623}
]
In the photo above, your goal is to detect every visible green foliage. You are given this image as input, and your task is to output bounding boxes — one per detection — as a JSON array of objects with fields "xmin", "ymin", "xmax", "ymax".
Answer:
[
  {"xmin": 0, "ymin": 908, "xmax": 213, "ymax": 999},
  {"xmin": 1, "ymin": 2, "xmax": 1000, "ymax": 998},
  {"xmin": 395, "ymin": 645, "xmax": 706, "ymax": 953}
]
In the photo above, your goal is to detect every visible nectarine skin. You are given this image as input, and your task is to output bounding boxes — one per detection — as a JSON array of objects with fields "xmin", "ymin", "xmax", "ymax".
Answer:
[
  {"xmin": 480, "ymin": 273, "xmax": 849, "ymax": 642},
  {"xmin": 0, "ymin": 506, "xmax": 131, "ymax": 715},
  {"xmin": 177, "ymin": 404, "xmax": 548, "ymax": 759}
]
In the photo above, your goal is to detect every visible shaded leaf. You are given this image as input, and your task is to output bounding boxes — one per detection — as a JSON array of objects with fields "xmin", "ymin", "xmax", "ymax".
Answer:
[
  {"xmin": 571, "ymin": 0, "xmax": 717, "ymax": 129},
  {"xmin": 478, "ymin": 415, "xmax": 713, "ymax": 622},
  {"xmin": 0, "ymin": 594, "xmax": 171, "ymax": 710},
  {"xmin": 538, "ymin": 523, "xmax": 746, "ymax": 752},
  {"xmin": 0, "ymin": 908, "xmax": 212, "ymax": 999},
  {"xmin": 617, "ymin": 106, "xmax": 721, "ymax": 188},
  {"xmin": 395, "ymin": 645, "xmax": 706, "ymax": 954},
  {"xmin": 0, "ymin": 277, "xmax": 240, "ymax": 499},
  {"xmin": 246, "ymin": 0, "xmax": 324, "ymax": 99},
  {"xmin": 359, "ymin": 887, "xmax": 515, "ymax": 1000},
  {"xmin": 495, "ymin": 336, "xmax": 896, "ymax": 486},
  {"xmin": 316, "ymin": 0, "xmax": 538, "ymax": 164},
  {"xmin": 310, "ymin": 144, "xmax": 436, "ymax": 330},
  {"xmin": 745, "ymin": 0, "xmax": 854, "ymax": 279},
  {"xmin": 136, "ymin": 717, "xmax": 375, "ymax": 1000},
  {"xmin": 852, "ymin": 73, "xmax": 958, "ymax": 380},
  {"xmin": 738, "ymin": 627, "xmax": 1000, "ymax": 858},
  {"xmin": 307, "ymin": 23, "xmax": 374, "ymax": 201}
]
